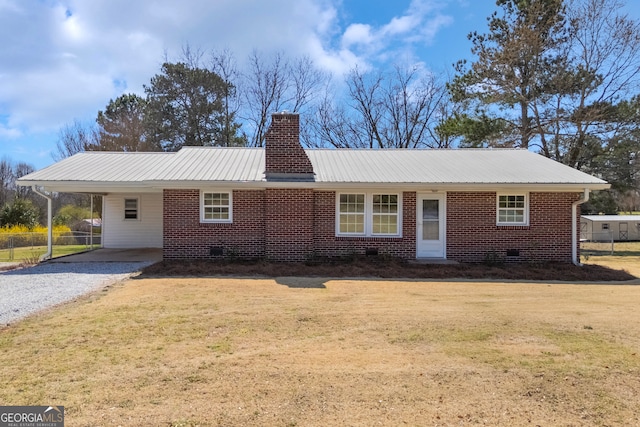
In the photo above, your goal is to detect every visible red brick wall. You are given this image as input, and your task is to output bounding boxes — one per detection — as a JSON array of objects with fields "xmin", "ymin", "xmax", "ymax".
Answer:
[
  {"xmin": 163, "ymin": 189, "xmax": 580, "ymax": 263},
  {"xmin": 265, "ymin": 113, "xmax": 314, "ymax": 175},
  {"xmin": 163, "ymin": 189, "xmax": 266, "ymax": 259},
  {"xmin": 311, "ymin": 191, "xmax": 416, "ymax": 259},
  {"xmin": 446, "ymin": 192, "xmax": 580, "ymax": 263},
  {"xmin": 163, "ymin": 189, "xmax": 417, "ymax": 261},
  {"xmin": 264, "ymin": 188, "xmax": 314, "ymax": 261}
]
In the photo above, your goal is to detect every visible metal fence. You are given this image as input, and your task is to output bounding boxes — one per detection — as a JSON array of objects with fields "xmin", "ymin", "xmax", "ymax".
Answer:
[
  {"xmin": 580, "ymin": 231, "xmax": 640, "ymax": 256},
  {"xmin": 0, "ymin": 231, "xmax": 101, "ymax": 261}
]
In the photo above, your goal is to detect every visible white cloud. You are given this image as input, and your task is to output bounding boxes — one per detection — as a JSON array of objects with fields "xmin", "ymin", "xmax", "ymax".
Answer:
[
  {"xmin": 0, "ymin": 0, "xmax": 454, "ymax": 150},
  {"xmin": 1, "ymin": 62, "xmax": 114, "ymax": 131},
  {"xmin": 335, "ymin": 0, "xmax": 453, "ymax": 69},
  {"xmin": 382, "ymin": 15, "xmax": 420, "ymax": 36},
  {"xmin": 419, "ymin": 14, "xmax": 454, "ymax": 45},
  {"xmin": 0, "ymin": 124, "xmax": 21, "ymax": 139},
  {"xmin": 342, "ymin": 23, "xmax": 374, "ymax": 48}
]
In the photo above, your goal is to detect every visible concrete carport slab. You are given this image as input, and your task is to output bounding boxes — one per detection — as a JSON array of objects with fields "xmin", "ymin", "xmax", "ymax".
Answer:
[{"xmin": 48, "ymin": 248, "xmax": 163, "ymax": 263}]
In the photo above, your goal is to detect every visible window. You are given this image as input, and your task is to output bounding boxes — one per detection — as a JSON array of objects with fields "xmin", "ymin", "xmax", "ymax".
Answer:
[
  {"xmin": 124, "ymin": 198, "xmax": 138, "ymax": 220},
  {"xmin": 497, "ymin": 194, "xmax": 528, "ymax": 225},
  {"xmin": 601, "ymin": 223, "xmax": 609, "ymax": 230},
  {"xmin": 372, "ymin": 194, "xmax": 399, "ymax": 234},
  {"xmin": 338, "ymin": 194, "xmax": 364, "ymax": 234},
  {"xmin": 201, "ymin": 191, "xmax": 232, "ymax": 223},
  {"xmin": 337, "ymin": 193, "xmax": 401, "ymax": 236}
]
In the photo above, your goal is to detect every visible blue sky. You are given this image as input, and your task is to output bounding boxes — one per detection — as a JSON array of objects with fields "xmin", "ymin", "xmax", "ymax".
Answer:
[{"xmin": 1, "ymin": 0, "xmax": 631, "ymax": 170}]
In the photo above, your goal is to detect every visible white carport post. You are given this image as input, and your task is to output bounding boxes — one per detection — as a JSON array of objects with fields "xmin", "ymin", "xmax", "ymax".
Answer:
[
  {"xmin": 90, "ymin": 194, "xmax": 94, "ymax": 248},
  {"xmin": 32, "ymin": 186, "xmax": 53, "ymax": 261}
]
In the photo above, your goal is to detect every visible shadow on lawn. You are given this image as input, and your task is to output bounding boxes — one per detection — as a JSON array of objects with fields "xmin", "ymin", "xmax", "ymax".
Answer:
[
  {"xmin": 139, "ymin": 256, "xmax": 637, "ymax": 282},
  {"xmin": 275, "ymin": 277, "xmax": 327, "ymax": 288}
]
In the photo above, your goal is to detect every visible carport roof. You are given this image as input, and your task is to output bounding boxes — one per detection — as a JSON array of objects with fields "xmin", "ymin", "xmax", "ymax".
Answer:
[{"xmin": 18, "ymin": 146, "xmax": 609, "ymax": 192}]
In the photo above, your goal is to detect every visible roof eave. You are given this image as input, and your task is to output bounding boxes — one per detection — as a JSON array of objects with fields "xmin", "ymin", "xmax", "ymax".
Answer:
[{"xmin": 18, "ymin": 179, "xmax": 610, "ymax": 193}]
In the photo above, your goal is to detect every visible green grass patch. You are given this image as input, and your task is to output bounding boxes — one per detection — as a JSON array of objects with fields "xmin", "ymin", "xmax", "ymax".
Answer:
[{"xmin": 0, "ymin": 245, "xmax": 94, "ymax": 262}]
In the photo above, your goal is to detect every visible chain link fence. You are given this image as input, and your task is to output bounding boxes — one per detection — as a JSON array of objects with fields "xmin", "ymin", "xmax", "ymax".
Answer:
[{"xmin": 0, "ymin": 231, "xmax": 101, "ymax": 261}]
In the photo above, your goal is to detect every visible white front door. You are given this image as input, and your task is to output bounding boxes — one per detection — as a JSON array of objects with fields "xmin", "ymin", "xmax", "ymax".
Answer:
[{"xmin": 417, "ymin": 193, "xmax": 445, "ymax": 258}]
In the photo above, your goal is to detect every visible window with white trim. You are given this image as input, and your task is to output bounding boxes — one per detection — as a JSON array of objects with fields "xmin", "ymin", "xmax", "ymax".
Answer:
[
  {"xmin": 337, "ymin": 193, "xmax": 401, "ymax": 236},
  {"xmin": 372, "ymin": 194, "xmax": 399, "ymax": 234},
  {"xmin": 201, "ymin": 191, "xmax": 232, "ymax": 223},
  {"xmin": 497, "ymin": 193, "xmax": 528, "ymax": 225},
  {"xmin": 124, "ymin": 198, "xmax": 139, "ymax": 220},
  {"xmin": 338, "ymin": 194, "xmax": 365, "ymax": 234}
]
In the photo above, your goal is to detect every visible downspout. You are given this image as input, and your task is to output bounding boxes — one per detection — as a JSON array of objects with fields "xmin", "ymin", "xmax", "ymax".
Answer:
[
  {"xmin": 32, "ymin": 186, "xmax": 53, "ymax": 261},
  {"xmin": 572, "ymin": 189, "xmax": 590, "ymax": 266}
]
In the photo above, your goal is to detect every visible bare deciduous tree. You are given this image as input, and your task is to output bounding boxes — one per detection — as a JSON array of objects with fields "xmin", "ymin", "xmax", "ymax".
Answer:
[
  {"xmin": 242, "ymin": 51, "xmax": 328, "ymax": 146},
  {"xmin": 53, "ymin": 119, "xmax": 100, "ymax": 161},
  {"xmin": 0, "ymin": 157, "xmax": 15, "ymax": 208},
  {"xmin": 310, "ymin": 65, "xmax": 449, "ymax": 149},
  {"xmin": 13, "ymin": 162, "xmax": 34, "ymax": 199},
  {"xmin": 547, "ymin": 0, "xmax": 640, "ymax": 168},
  {"xmin": 210, "ymin": 48, "xmax": 245, "ymax": 146},
  {"xmin": 243, "ymin": 51, "xmax": 291, "ymax": 147}
]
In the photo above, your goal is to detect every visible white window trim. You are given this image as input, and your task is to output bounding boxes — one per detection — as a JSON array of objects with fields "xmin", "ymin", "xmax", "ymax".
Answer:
[
  {"xmin": 496, "ymin": 193, "xmax": 529, "ymax": 226},
  {"xmin": 336, "ymin": 192, "xmax": 403, "ymax": 237},
  {"xmin": 123, "ymin": 197, "xmax": 139, "ymax": 221},
  {"xmin": 200, "ymin": 190, "xmax": 233, "ymax": 223}
]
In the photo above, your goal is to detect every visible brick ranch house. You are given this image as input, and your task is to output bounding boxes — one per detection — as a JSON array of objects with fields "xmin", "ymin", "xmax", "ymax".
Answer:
[{"xmin": 18, "ymin": 112, "xmax": 609, "ymax": 264}]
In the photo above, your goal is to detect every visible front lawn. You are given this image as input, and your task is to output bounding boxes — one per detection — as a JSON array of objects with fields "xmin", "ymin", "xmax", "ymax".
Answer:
[{"xmin": 1, "ymin": 274, "xmax": 639, "ymax": 425}]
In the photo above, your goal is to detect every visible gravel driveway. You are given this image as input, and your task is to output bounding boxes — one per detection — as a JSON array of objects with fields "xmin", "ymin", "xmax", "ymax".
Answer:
[{"xmin": 0, "ymin": 261, "xmax": 153, "ymax": 326}]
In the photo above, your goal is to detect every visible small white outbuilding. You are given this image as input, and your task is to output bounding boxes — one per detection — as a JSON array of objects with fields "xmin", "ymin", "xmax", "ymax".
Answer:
[{"xmin": 580, "ymin": 215, "xmax": 640, "ymax": 241}]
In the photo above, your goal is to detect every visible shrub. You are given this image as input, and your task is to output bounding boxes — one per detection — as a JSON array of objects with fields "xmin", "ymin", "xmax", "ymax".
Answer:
[
  {"xmin": 53, "ymin": 204, "xmax": 96, "ymax": 227},
  {"xmin": 0, "ymin": 199, "xmax": 39, "ymax": 229},
  {"xmin": 0, "ymin": 225, "xmax": 73, "ymax": 248}
]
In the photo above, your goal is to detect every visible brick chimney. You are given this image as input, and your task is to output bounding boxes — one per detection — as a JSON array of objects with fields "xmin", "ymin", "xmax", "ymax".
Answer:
[{"xmin": 264, "ymin": 112, "xmax": 314, "ymax": 181}]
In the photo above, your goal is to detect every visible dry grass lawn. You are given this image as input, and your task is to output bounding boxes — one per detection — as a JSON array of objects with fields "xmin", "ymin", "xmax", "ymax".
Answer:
[{"xmin": 1, "ymin": 259, "xmax": 639, "ymax": 426}]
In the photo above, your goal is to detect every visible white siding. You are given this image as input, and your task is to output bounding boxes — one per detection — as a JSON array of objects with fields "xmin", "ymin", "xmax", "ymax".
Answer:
[{"xmin": 102, "ymin": 193, "xmax": 163, "ymax": 248}]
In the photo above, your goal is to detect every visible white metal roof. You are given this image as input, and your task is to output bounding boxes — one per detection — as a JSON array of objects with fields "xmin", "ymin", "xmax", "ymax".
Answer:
[
  {"xmin": 582, "ymin": 215, "xmax": 640, "ymax": 222},
  {"xmin": 19, "ymin": 152, "xmax": 172, "ymax": 182},
  {"xmin": 18, "ymin": 147, "xmax": 608, "ymax": 192},
  {"xmin": 306, "ymin": 149, "xmax": 604, "ymax": 185}
]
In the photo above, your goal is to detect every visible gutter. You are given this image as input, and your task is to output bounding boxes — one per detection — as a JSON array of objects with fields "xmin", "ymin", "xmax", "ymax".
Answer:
[
  {"xmin": 572, "ymin": 189, "xmax": 590, "ymax": 266},
  {"xmin": 32, "ymin": 186, "xmax": 53, "ymax": 261}
]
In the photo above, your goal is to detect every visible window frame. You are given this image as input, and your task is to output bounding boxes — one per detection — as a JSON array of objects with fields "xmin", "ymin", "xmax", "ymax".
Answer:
[
  {"xmin": 123, "ymin": 197, "xmax": 139, "ymax": 221},
  {"xmin": 336, "ymin": 192, "xmax": 402, "ymax": 237},
  {"xmin": 200, "ymin": 190, "xmax": 233, "ymax": 223},
  {"xmin": 336, "ymin": 193, "xmax": 365, "ymax": 235},
  {"xmin": 496, "ymin": 193, "xmax": 529, "ymax": 226}
]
